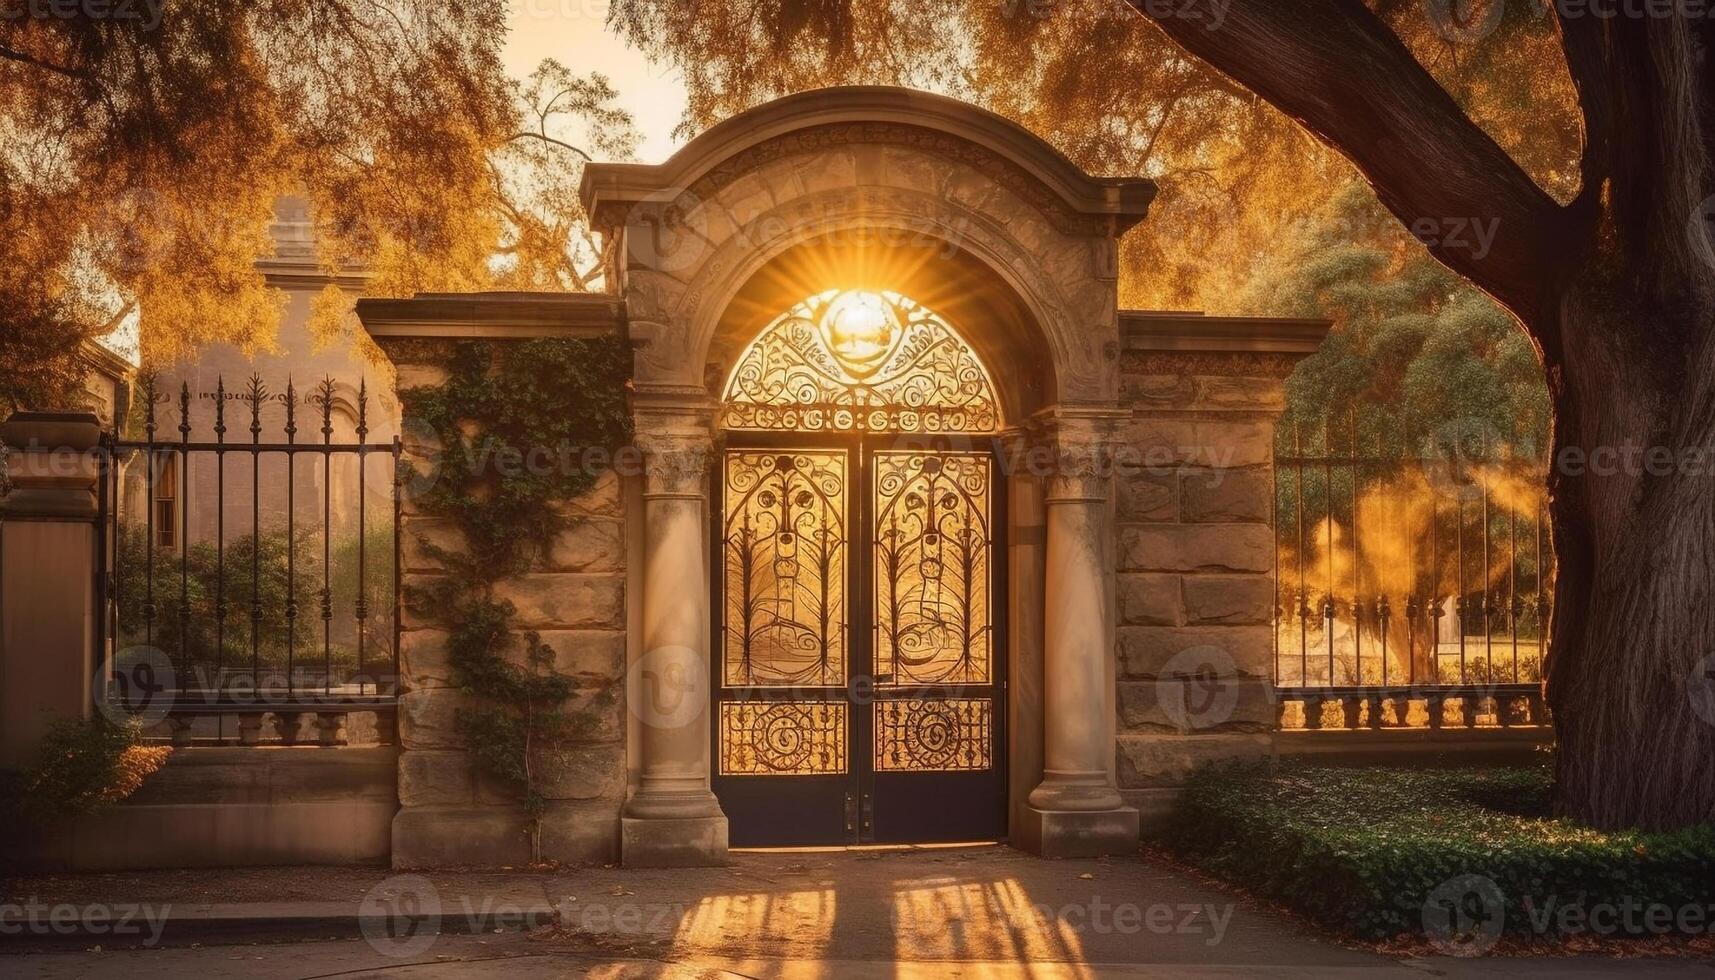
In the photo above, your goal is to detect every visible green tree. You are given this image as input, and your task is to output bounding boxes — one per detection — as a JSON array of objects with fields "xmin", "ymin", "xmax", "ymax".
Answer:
[{"xmin": 1239, "ymin": 183, "xmax": 1550, "ymax": 455}]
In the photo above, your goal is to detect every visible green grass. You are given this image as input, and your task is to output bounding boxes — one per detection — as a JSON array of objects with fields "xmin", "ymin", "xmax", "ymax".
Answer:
[{"xmin": 1158, "ymin": 763, "xmax": 1715, "ymax": 942}]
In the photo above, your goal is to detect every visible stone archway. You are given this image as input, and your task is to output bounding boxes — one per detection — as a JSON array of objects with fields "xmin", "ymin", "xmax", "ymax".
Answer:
[{"xmin": 581, "ymin": 86, "xmax": 1157, "ymax": 865}]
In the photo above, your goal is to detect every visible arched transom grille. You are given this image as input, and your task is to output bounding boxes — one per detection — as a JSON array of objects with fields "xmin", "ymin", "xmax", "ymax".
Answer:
[{"xmin": 721, "ymin": 289, "xmax": 1000, "ymax": 434}]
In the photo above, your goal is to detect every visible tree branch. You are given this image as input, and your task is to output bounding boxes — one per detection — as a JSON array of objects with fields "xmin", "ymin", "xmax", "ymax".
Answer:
[
  {"xmin": 0, "ymin": 42, "xmax": 84, "ymax": 81},
  {"xmin": 1555, "ymin": 11, "xmax": 1613, "ymax": 203},
  {"xmin": 1127, "ymin": 0, "xmax": 1577, "ymax": 335},
  {"xmin": 507, "ymin": 130, "xmax": 592, "ymax": 162}
]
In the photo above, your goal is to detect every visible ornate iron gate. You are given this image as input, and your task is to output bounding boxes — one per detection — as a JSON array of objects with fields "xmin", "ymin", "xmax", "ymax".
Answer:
[
  {"xmin": 712, "ymin": 435, "xmax": 1006, "ymax": 845},
  {"xmin": 709, "ymin": 289, "xmax": 1008, "ymax": 845}
]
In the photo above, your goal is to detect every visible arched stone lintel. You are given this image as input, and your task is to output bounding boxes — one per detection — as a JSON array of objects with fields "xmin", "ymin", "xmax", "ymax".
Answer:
[
  {"xmin": 628, "ymin": 186, "xmax": 1122, "ymax": 415},
  {"xmin": 581, "ymin": 86, "xmax": 1156, "ymax": 234}
]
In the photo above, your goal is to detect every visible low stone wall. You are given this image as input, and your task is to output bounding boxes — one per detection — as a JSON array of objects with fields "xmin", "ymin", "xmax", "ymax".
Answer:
[
  {"xmin": 1111, "ymin": 344, "xmax": 1298, "ymax": 826},
  {"xmin": 1277, "ymin": 727, "xmax": 1553, "ymax": 766},
  {"xmin": 4, "ymin": 747, "xmax": 397, "ymax": 871}
]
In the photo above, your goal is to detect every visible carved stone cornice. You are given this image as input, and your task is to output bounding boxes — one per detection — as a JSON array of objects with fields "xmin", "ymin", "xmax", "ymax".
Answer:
[
  {"xmin": 1120, "ymin": 350, "xmax": 1303, "ymax": 381},
  {"xmin": 0, "ymin": 413, "xmax": 104, "ymax": 520},
  {"xmin": 580, "ymin": 88, "xmax": 1156, "ymax": 237}
]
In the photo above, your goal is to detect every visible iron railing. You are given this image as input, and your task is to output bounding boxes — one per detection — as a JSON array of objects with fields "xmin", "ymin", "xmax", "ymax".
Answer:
[
  {"xmin": 1272, "ymin": 416, "xmax": 1554, "ymax": 731},
  {"xmin": 98, "ymin": 373, "xmax": 400, "ymax": 745}
]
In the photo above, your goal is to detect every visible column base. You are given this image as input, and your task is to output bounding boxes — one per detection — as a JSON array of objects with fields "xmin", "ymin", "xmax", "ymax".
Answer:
[
  {"xmin": 621, "ymin": 815, "xmax": 730, "ymax": 868},
  {"xmin": 1015, "ymin": 804, "xmax": 1140, "ymax": 859}
]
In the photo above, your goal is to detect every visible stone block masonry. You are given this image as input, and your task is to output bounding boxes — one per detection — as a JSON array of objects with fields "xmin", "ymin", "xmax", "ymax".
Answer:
[{"xmin": 1110, "ymin": 323, "xmax": 1326, "ymax": 827}]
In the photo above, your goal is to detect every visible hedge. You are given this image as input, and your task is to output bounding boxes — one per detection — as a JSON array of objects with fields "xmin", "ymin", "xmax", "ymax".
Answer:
[{"xmin": 1158, "ymin": 763, "xmax": 1715, "ymax": 942}]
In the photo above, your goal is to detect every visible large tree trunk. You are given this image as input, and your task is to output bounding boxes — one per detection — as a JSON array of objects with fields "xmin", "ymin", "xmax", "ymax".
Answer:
[
  {"xmin": 1538, "ymin": 13, "xmax": 1714, "ymax": 830},
  {"xmin": 1545, "ymin": 269, "xmax": 1715, "ymax": 830},
  {"xmin": 1132, "ymin": 0, "xmax": 1715, "ymax": 828}
]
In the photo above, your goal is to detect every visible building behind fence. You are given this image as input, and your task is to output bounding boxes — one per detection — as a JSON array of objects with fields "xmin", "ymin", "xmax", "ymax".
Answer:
[{"xmin": 101, "ymin": 372, "xmax": 400, "ymax": 747}]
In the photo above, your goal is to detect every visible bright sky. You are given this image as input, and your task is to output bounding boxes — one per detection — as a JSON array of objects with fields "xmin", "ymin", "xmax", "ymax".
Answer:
[{"xmin": 503, "ymin": 0, "xmax": 689, "ymax": 164}]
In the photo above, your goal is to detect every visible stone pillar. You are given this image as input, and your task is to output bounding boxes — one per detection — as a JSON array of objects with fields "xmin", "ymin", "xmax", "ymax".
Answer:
[
  {"xmin": 0, "ymin": 413, "xmax": 103, "ymax": 768},
  {"xmin": 1109, "ymin": 320, "xmax": 1324, "ymax": 827},
  {"xmin": 1001, "ymin": 429, "xmax": 1047, "ymax": 835},
  {"xmin": 1019, "ymin": 408, "xmax": 1140, "ymax": 857},
  {"xmin": 621, "ymin": 391, "xmax": 729, "ymax": 866}
]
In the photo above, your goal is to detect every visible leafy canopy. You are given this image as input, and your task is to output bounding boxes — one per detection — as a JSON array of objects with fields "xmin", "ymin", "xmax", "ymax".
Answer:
[{"xmin": 0, "ymin": 3, "xmax": 638, "ymax": 408}]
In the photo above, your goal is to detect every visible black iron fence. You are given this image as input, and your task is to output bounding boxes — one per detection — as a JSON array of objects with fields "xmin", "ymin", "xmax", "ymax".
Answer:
[
  {"xmin": 98, "ymin": 373, "xmax": 400, "ymax": 745},
  {"xmin": 1272, "ymin": 417, "xmax": 1555, "ymax": 731}
]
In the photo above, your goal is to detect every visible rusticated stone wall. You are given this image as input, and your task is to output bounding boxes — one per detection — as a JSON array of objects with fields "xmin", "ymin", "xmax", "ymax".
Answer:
[
  {"xmin": 1112, "ymin": 343, "xmax": 1302, "ymax": 825},
  {"xmin": 382, "ymin": 345, "xmax": 631, "ymax": 868}
]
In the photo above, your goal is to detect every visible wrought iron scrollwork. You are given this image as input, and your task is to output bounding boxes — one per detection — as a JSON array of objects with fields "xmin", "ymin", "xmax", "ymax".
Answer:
[
  {"xmin": 722, "ymin": 289, "xmax": 1000, "ymax": 434},
  {"xmin": 874, "ymin": 699, "xmax": 992, "ymax": 772},
  {"xmin": 874, "ymin": 452, "xmax": 993, "ymax": 686},
  {"xmin": 720, "ymin": 701, "xmax": 848, "ymax": 775},
  {"xmin": 722, "ymin": 450, "xmax": 847, "ymax": 687}
]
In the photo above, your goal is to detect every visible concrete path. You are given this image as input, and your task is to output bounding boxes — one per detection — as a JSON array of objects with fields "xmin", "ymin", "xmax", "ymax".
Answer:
[{"xmin": 3, "ymin": 846, "xmax": 1713, "ymax": 977}]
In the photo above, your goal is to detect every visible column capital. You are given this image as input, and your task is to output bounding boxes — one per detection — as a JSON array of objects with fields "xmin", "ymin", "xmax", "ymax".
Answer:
[
  {"xmin": 1030, "ymin": 405, "xmax": 1127, "ymax": 505},
  {"xmin": 631, "ymin": 385, "xmax": 716, "ymax": 500}
]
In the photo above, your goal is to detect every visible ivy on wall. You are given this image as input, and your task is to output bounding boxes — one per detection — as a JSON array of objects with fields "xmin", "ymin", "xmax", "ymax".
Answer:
[{"xmin": 401, "ymin": 337, "xmax": 632, "ymax": 862}]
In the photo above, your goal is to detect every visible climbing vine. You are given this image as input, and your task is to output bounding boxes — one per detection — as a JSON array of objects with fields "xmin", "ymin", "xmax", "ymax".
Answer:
[{"xmin": 401, "ymin": 337, "xmax": 632, "ymax": 862}]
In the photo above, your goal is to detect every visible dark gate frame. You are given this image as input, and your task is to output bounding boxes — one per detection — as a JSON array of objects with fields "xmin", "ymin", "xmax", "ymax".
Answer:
[{"xmin": 710, "ymin": 427, "xmax": 1009, "ymax": 846}]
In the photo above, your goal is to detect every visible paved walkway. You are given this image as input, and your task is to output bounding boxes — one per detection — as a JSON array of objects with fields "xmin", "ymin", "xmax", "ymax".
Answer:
[{"xmin": 3, "ymin": 846, "xmax": 1713, "ymax": 977}]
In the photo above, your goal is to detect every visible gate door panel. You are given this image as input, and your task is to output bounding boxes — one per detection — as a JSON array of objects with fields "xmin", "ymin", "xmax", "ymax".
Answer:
[
  {"xmin": 714, "ymin": 447, "xmax": 855, "ymax": 846},
  {"xmin": 867, "ymin": 449, "xmax": 1005, "ymax": 843},
  {"xmin": 712, "ymin": 442, "xmax": 1005, "ymax": 846},
  {"xmin": 711, "ymin": 288, "xmax": 1007, "ymax": 846}
]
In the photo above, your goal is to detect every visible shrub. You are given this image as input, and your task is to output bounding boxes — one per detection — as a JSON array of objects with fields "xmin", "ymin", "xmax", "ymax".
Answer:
[
  {"xmin": 1159, "ymin": 763, "xmax": 1715, "ymax": 941},
  {"xmin": 0, "ymin": 718, "xmax": 172, "ymax": 825},
  {"xmin": 114, "ymin": 525, "xmax": 392, "ymax": 683}
]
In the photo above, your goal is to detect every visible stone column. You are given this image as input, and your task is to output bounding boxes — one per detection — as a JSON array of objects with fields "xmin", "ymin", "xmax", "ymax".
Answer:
[
  {"xmin": 621, "ymin": 392, "xmax": 729, "ymax": 866},
  {"xmin": 0, "ymin": 413, "xmax": 103, "ymax": 768},
  {"xmin": 1001, "ymin": 429, "xmax": 1047, "ymax": 833},
  {"xmin": 1020, "ymin": 408, "xmax": 1140, "ymax": 857}
]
